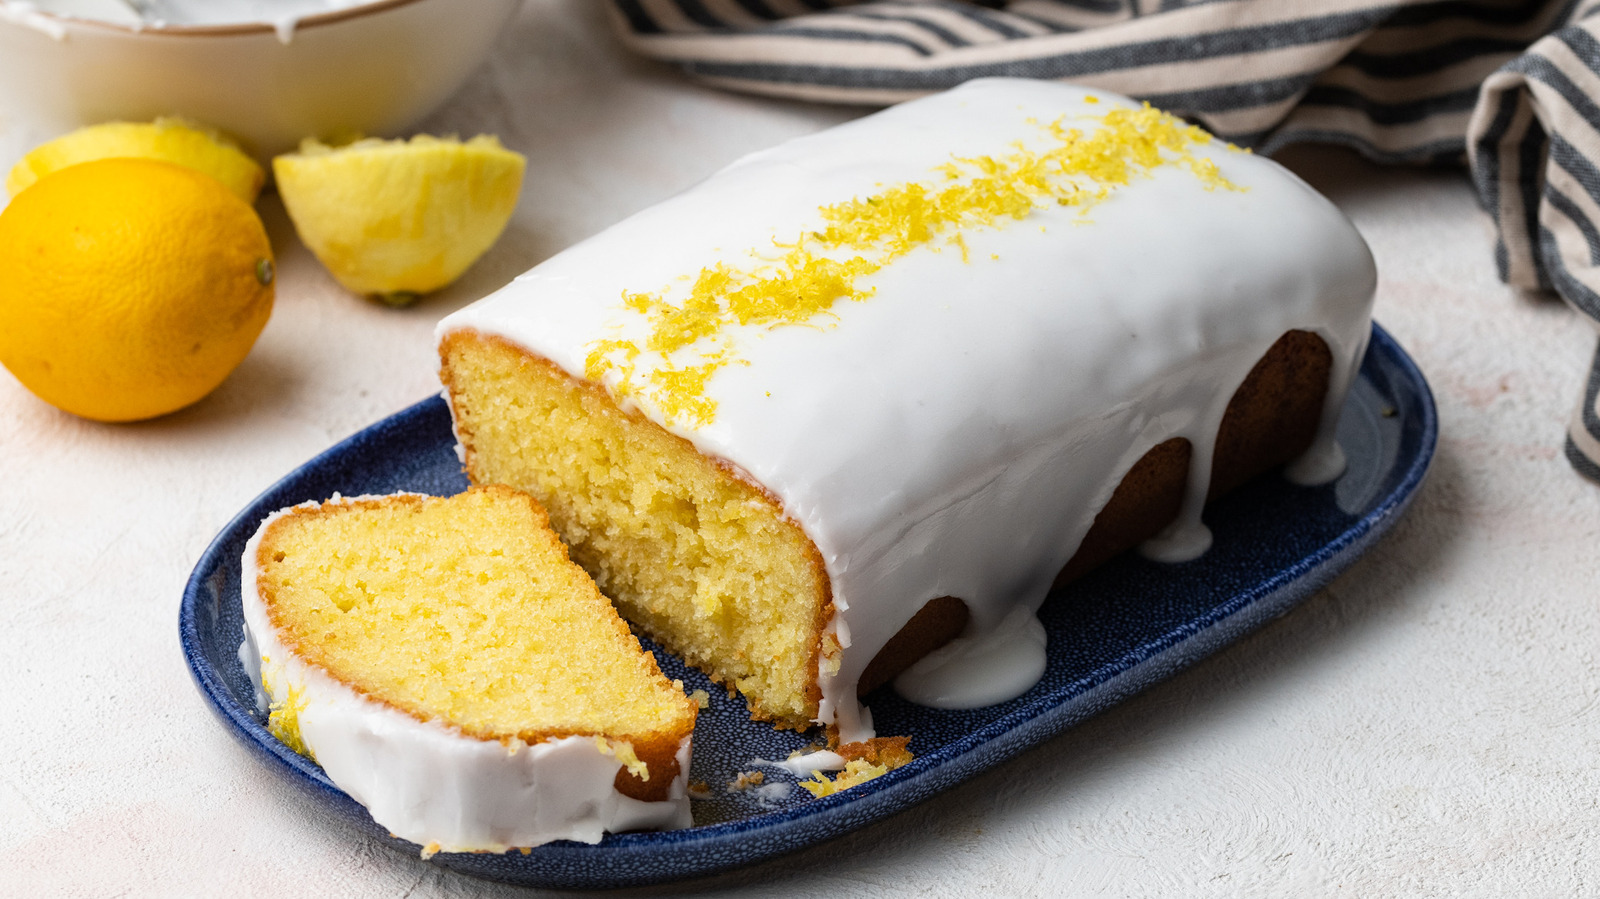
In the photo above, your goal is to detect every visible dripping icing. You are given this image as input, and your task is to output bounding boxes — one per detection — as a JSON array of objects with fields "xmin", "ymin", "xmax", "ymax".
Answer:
[{"xmin": 893, "ymin": 604, "xmax": 1048, "ymax": 708}]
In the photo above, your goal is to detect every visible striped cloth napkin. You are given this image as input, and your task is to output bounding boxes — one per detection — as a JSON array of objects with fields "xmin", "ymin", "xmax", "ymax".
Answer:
[{"xmin": 608, "ymin": 0, "xmax": 1600, "ymax": 483}]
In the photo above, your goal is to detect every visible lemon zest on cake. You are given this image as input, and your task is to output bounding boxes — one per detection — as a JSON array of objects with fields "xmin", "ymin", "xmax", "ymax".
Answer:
[
  {"xmin": 584, "ymin": 103, "xmax": 1240, "ymax": 429},
  {"xmin": 596, "ymin": 737, "xmax": 649, "ymax": 781},
  {"xmin": 952, "ymin": 231, "xmax": 971, "ymax": 263},
  {"xmin": 261, "ymin": 662, "xmax": 313, "ymax": 760},
  {"xmin": 819, "ymin": 632, "xmax": 844, "ymax": 677}
]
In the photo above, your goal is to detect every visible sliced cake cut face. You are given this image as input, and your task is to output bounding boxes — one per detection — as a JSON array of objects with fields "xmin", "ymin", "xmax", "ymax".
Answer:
[
  {"xmin": 440, "ymin": 335, "xmax": 833, "ymax": 732},
  {"xmin": 256, "ymin": 486, "xmax": 693, "ymax": 749},
  {"xmin": 241, "ymin": 486, "xmax": 697, "ymax": 852}
]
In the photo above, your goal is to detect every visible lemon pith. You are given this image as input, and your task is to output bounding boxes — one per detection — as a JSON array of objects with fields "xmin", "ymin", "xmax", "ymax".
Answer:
[
  {"xmin": 0, "ymin": 158, "xmax": 275, "ymax": 422},
  {"xmin": 273, "ymin": 134, "xmax": 525, "ymax": 298},
  {"xmin": 5, "ymin": 118, "xmax": 265, "ymax": 203}
]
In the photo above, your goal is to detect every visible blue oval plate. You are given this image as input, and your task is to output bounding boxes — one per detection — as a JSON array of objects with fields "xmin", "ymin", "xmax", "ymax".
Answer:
[{"xmin": 181, "ymin": 322, "xmax": 1435, "ymax": 890}]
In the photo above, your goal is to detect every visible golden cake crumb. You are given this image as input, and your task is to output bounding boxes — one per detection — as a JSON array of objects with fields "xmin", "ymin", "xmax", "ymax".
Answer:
[
  {"xmin": 800, "ymin": 759, "xmax": 888, "ymax": 798},
  {"xmin": 799, "ymin": 736, "xmax": 914, "ymax": 798},
  {"xmin": 838, "ymin": 735, "xmax": 914, "ymax": 770}
]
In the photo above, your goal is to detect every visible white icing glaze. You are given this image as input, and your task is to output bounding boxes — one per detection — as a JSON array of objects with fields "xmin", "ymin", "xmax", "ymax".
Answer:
[
  {"xmin": 894, "ymin": 603, "xmax": 1049, "ymax": 709},
  {"xmin": 5, "ymin": 0, "xmax": 372, "ymax": 42},
  {"xmin": 751, "ymin": 750, "xmax": 848, "ymax": 777},
  {"xmin": 436, "ymin": 78, "xmax": 1376, "ymax": 742},
  {"xmin": 750, "ymin": 782, "xmax": 793, "ymax": 806},
  {"xmin": 238, "ymin": 497, "xmax": 692, "ymax": 853},
  {"xmin": 1285, "ymin": 435, "xmax": 1349, "ymax": 486},
  {"xmin": 1139, "ymin": 517, "xmax": 1215, "ymax": 564}
]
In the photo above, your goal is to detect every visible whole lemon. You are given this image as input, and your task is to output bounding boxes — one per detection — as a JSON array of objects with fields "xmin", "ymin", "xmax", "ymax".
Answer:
[{"xmin": 0, "ymin": 158, "xmax": 275, "ymax": 422}]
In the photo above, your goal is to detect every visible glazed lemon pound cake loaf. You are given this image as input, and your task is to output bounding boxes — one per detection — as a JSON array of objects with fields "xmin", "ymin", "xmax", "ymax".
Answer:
[
  {"xmin": 437, "ymin": 78, "xmax": 1376, "ymax": 743},
  {"xmin": 239, "ymin": 487, "xmax": 696, "ymax": 853}
]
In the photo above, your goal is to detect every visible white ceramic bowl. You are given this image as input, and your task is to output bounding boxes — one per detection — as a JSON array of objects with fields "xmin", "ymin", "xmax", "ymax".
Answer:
[{"xmin": 0, "ymin": 0, "xmax": 522, "ymax": 160}]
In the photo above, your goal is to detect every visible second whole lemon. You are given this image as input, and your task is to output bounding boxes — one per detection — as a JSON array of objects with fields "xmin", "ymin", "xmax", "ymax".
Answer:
[
  {"xmin": 0, "ymin": 158, "xmax": 275, "ymax": 422},
  {"xmin": 273, "ymin": 134, "xmax": 525, "ymax": 302}
]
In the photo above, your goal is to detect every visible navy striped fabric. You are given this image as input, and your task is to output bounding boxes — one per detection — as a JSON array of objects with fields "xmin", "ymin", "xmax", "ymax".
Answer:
[{"xmin": 609, "ymin": 0, "xmax": 1600, "ymax": 483}]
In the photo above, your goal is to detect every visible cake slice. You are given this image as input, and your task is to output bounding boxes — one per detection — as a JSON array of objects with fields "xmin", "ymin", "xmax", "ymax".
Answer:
[{"xmin": 239, "ymin": 485, "xmax": 696, "ymax": 854}]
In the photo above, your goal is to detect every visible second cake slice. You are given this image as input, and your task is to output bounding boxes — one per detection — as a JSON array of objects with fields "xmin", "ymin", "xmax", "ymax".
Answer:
[{"xmin": 241, "ymin": 485, "xmax": 697, "ymax": 854}]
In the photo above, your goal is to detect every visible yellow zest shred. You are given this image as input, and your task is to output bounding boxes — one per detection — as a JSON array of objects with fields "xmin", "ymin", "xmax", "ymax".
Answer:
[
  {"xmin": 585, "ymin": 104, "xmax": 1240, "ymax": 427},
  {"xmin": 262, "ymin": 661, "xmax": 314, "ymax": 761},
  {"xmin": 818, "ymin": 632, "xmax": 844, "ymax": 677},
  {"xmin": 799, "ymin": 736, "xmax": 916, "ymax": 798},
  {"xmin": 595, "ymin": 736, "xmax": 649, "ymax": 781},
  {"xmin": 799, "ymin": 758, "xmax": 890, "ymax": 798}
]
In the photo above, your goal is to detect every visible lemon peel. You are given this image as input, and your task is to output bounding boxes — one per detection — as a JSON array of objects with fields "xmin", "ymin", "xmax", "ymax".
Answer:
[
  {"xmin": 584, "ymin": 104, "xmax": 1241, "ymax": 429},
  {"xmin": 272, "ymin": 133, "xmax": 525, "ymax": 301},
  {"xmin": 5, "ymin": 117, "xmax": 264, "ymax": 203},
  {"xmin": 263, "ymin": 660, "xmax": 314, "ymax": 760}
]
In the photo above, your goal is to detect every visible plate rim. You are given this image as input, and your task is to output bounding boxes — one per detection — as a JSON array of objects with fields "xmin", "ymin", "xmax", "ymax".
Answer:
[{"xmin": 180, "ymin": 320, "xmax": 1437, "ymax": 888}]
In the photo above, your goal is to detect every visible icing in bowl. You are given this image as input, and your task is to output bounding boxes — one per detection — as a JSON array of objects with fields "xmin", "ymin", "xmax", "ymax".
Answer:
[{"xmin": 0, "ymin": 0, "xmax": 521, "ymax": 161}]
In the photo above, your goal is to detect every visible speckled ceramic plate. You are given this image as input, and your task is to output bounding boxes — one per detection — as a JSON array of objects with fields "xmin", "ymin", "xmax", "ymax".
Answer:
[{"xmin": 181, "ymin": 322, "xmax": 1435, "ymax": 890}]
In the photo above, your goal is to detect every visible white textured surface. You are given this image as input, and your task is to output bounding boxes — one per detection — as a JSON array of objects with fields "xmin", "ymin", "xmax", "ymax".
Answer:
[{"xmin": 2, "ymin": 1, "xmax": 1598, "ymax": 895}]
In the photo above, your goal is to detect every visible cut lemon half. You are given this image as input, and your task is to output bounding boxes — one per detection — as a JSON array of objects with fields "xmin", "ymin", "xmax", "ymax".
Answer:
[
  {"xmin": 273, "ymin": 134, "xmax": 525, "ymax": 302},
  {"xmin": 5, "ymin": 118, "xmax": 264, "ymax": 203}
]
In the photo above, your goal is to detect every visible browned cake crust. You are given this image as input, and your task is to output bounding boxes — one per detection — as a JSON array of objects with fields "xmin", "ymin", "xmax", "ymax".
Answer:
[
  {"xmin": 1062, "ymin": 328, "xmax": 1333, "ymax": 584},
  {"xmin": 613, "ymin": 736, "xmax": 683, "ymax": 802},
  {"xmin": 857, "ymin": 330, "xmax": 1334, "ymax": 693},
  {"xmin": 858, "ymin": 596, "xmax": 969, "ymax": 696}
]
